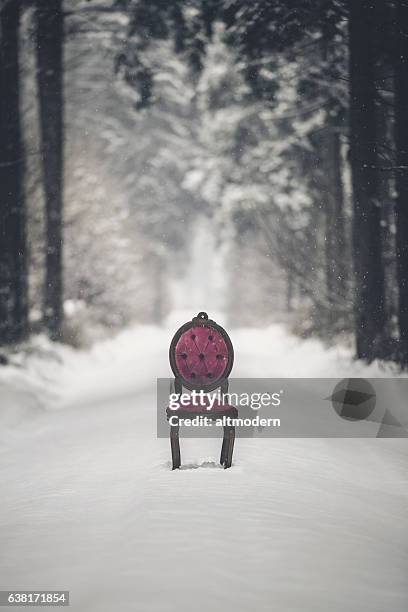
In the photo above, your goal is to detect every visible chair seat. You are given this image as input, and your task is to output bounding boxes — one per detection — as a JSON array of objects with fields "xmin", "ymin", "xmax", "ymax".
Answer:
[{"xmin": 166, "ymin": 397, "xmax": 237, "ymax": 420}]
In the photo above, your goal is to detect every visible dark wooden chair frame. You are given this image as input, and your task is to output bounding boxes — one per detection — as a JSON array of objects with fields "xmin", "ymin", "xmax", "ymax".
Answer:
[{"xmin": 168, "ymin": 311, "xmax": 237, "ymax": 470}]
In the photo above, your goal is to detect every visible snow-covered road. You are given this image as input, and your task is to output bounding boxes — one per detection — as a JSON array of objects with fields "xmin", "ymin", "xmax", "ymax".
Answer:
[{"xmin": 1, "ymin": 320, "xmax": 407, "ymax": 612}]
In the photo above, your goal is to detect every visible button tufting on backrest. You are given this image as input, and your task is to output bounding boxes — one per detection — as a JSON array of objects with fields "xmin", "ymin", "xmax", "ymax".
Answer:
[{"xmin": 174, "ymin": 323, "xmax": 230, "ymax": 386}]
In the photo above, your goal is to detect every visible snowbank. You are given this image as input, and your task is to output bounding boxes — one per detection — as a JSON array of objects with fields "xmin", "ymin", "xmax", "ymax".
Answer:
[{"xmin": 0, "ymin": 319, "xmax": 407, "ymax": 612}]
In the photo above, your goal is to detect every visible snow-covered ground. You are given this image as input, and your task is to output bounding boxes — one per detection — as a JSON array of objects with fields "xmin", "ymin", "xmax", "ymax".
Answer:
[{"xmin": 0, "ymin": 317, "xmax": 407, "ymax": 612}]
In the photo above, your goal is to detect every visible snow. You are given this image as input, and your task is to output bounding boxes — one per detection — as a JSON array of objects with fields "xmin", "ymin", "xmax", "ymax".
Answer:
[{"xmin": 0, "ymin": 317, "xmax": 407, "ymax": 612}]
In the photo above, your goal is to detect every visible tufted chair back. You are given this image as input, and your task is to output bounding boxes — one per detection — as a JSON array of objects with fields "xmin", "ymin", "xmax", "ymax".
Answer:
[{"xmin": 169, "ymin": 311, "xmax": 234, "ymax": 392}]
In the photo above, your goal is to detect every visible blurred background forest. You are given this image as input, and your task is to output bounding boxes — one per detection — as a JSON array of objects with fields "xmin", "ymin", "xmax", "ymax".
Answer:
[{"xmin": 1, "ymin": 0, "xmax": 408, "ymax": 365}]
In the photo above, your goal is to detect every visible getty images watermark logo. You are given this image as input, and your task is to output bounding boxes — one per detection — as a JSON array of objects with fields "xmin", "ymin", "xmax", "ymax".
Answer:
[
  {"xmin": 327, "ymin": 378, "xmax": 376, "ymax": 421},
  {"xmin": 156, "ymin": 377, "xmax": 408, "ymax": 437},
  {"xmin": 168, "ymin": 389, "xmax": 283, "ymax": 411},
  {"xmin": 327, "ymin": 377, "xmax": 408, "ymax": 437}
]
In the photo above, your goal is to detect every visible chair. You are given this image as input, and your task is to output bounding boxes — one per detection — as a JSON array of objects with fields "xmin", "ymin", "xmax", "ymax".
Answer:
[{"xmin": 166, "ymin": 311, "xmax": 238, "ymax": 469}]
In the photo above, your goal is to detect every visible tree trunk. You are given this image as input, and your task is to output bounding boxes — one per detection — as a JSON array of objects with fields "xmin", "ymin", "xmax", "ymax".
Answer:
[
  {"xmin": 329, "ymin": 125, "xmax": 347, "ymax": 300},
  {"xmin": 322, "ymin": 119, "xmax": 348, "ymax": 334},
  {"xmin": 36, "ymin": 0, "xmax": 64, "ymax": 340},
  {"xmin": 394, "ymin": 1, "xmax": 408, "ymax": 364},
  {"xmin": 324, "ymin": 123, "xmax": 347, "ymax": 303},
  {"xmin": 0, "ymin": 1, "xmax": 28, "ymax": 345},
  {"xmin": 286, "ymin": 267, "xmax": 293, "ymax": 312},
  {"xmin": 151, "ymin": 254, "xmax": 164, "ymax": 324},
  {"xmin": 348, "ymin": 0, "xmax": 386, "ymax": 360}
]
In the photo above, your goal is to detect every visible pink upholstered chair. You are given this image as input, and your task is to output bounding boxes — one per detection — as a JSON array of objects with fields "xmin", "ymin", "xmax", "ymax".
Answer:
[{"xmin": 167, "ymin": 311, "xmax": 238, "ymax": 469}]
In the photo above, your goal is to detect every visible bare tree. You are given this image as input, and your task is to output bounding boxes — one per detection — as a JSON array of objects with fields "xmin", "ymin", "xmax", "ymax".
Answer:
[
  {"xmin": 394, "ymin": 0, "xmax": 408, "ymax": 364},
  {"xmin": 348, "ymin": 0, "xmax": 386, "ymax": 360},
  {"xmin": 0, "ymin": 0, "xmax": 28, "ymax": 345},
  {"xmin": 35, "ymin": 0, "xmax": 64, "ymax": 340}
]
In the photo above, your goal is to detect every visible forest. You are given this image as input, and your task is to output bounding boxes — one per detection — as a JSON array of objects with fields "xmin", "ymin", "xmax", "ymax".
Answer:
[
  {"xmin": 2, "ymin": 3, "xmax": 408, "ymax": 608},
  {"xmin": 1, "ymin": 0, "xmax": 408, "ymax": 366}
]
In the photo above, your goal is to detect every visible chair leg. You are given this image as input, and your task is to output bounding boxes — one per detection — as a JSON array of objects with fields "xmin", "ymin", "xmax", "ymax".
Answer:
[
  {"xmin": 220, "ymin": 427, "xmax": 229, "ymax": 466},
  {"xmin": 170, "ymin": 425, "xmax": 181, "ymax": 469},
  {"xmin": 224, "ymin": 426, "xmax": 235, "ymax": 469}
]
